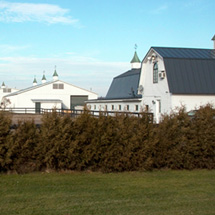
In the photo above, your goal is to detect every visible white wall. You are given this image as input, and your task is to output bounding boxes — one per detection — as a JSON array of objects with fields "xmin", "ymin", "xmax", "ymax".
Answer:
[
  {"xmin": 87, "ymin": 100, "xmax": 142, "ymax": 113},
  {"xmin": 0, "ymin": 88, "xmax": 19, "ymax": 106},
  {"xmin": 172, "ymin": 95, "xmax": 215, "ymax": 111},
  {"xmin": 139, "ymin": 51, "xmax": 171, "ymax": 122},
  {"xmin": 41, "ymin": 102, "xmax": 62, "ymax": 109}
]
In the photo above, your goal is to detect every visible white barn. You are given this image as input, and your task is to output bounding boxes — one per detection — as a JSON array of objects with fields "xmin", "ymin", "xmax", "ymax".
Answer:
[
  {"xmin": 3, "ymin": 70, "xmax": 98, "ymax": 113},
  {"xmin": 87, "ymin": 36, "xmax": 215, "ymax": 123},
  {"xmin": 140, "ymin": 44, "xmax": 215, "ymax": 122}
]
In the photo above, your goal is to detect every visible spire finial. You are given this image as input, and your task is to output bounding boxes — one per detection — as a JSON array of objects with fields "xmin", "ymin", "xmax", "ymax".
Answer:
[
  {"xmin": 130, "ymin": 45, "xmax": 141, "ymax": 69},
  {"xmin": 42, "ymin": 71, "xmax": 47, "ymax": 83},
  {"xmin": 1, "ymin": 81, "xmax": 5, "ymax": 88},
  {"xmin": 42, "ymin": 71, "xmax": 46, "ymax": 80},
  {"xmin": 33, "ymin": 76, "xmax": 37, "ymax": 86},
  {"xmin": 134, "ymin": 44, "xmax": 137, "ymax": 51},
  {"xmin": 53, "ymin": 65, "xmax": 59, "ymax": 80}
]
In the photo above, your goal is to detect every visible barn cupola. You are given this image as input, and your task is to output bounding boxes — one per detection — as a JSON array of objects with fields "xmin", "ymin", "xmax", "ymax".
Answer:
[
  {"xmin": 212, "ymin": 35, "xmax": 215, "ymax": 49},
  {"xmin": 33, "ymin": 77, "xmax": 37, "ymax": 86},
  {"xmin": 130, "ymin": 45, "xmax": 141, "ymax": 69},
  {"xmin": 1, "ymin": 81, "xmax": 5, "ymax": 88},
  {"xmin": 42, "ymin": 71, "xmax": 47, "ymax": 84},
  {"xmin": 53, "ymin": 66, "xmax": 59, "ymax": 81}
]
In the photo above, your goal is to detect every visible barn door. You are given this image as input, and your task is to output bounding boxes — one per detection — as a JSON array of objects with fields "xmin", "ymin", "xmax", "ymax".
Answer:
[
  {"xmin": 35, "ymin": 102, "xmax": 41, "ymax": 114},
  {"xmin": 70, "ymin": 96, "xmax": 88, "ymax": 109}
]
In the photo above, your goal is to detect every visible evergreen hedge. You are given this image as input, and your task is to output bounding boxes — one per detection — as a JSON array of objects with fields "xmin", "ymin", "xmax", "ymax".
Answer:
[
  {"xmin": 0, "ymin": 105, "xmax": 215, "ymax": 173},
  {"xmin": 0, "ymin": 111, "xmax": 11, "ymax": 172}
]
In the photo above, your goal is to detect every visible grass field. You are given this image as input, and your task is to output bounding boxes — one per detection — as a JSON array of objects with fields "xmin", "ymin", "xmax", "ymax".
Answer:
[{"xmin": 0, "ymin": 170, "xmax": 214, "ymax": 215}]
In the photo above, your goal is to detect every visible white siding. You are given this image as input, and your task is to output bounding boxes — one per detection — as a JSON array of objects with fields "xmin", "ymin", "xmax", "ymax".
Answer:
[
  {"xmin": 87, "ymin": 101, "xmax": 142, "ymax": 113},
  {"xmin": 0, "ymin": 88, "xmax": 19, "ymax": 105},
  {"xmin": 172, "ymin": 95, "xmax": 215, "ymax": 111},
  {"xmin": 139, "ymin": 52, "xmax": 171, "ymax": 122}
]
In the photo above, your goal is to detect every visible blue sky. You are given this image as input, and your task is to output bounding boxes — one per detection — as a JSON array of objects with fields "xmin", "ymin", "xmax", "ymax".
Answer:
[{"xmin": 0, "ymin": 0, "xmax": 215, "ymax": 96}]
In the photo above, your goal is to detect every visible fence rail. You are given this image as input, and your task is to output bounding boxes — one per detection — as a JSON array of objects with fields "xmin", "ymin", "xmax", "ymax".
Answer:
[{"xmin": 1, "ymin": 107, "xmax": 153, "ymax": 122}]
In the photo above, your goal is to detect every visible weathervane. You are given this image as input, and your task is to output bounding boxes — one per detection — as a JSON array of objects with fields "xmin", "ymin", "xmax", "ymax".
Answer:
[{"xmin": 134, "ymin": 44, "xmax": 138, "ymax": 50}]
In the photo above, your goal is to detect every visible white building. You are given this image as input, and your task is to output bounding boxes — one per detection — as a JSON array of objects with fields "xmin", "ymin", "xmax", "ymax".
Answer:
[
  {"xmin": 140, "ymin": 40, "xmax": 215, "ymax": 122},
  {"xmin": 0, "ymin": 82, "xmax": 19, "ymax": 108},
  {"xmin": 3, "ymin": 70, "xmax": 98, "ymax": 113},
  {"xmin": 87, "ymin": 36, "xmax": 215, "ymax": 123}
]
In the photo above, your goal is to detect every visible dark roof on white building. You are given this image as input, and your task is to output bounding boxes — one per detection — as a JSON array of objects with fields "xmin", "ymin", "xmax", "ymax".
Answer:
[
  {"xmin": 105, "ymin": 68, "xmax": 141, "ymax": 99},
  {"xmin": 151, "ymin": 47, "xmax": 215, "ymax": 94}
]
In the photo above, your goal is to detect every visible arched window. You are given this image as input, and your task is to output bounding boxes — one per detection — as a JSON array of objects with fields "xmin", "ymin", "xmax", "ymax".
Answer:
[{"xmin": 153, "ymin": 62, "xmax": 158, "ymax": 83}]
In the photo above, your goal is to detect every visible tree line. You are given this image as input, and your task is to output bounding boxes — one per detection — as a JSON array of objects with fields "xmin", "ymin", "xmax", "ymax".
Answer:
[{"xmin": 0, "ymin": 105, "xmax": 215, "ymax": 174}]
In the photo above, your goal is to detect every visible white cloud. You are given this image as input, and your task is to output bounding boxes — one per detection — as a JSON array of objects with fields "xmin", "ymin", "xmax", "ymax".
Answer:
[
  {"xmin": 0, "ymin": 44, "xmax": 30, "ymax": 53},
  {"xmin": 0, "ymin": 1, "xmax": 80, "ymax": 25},
  {"xmin": 0, "ymin": 56, "xmax": 129, "ymax": 96},
  {"xmin": 150, "ymin": 5, "xmax": 168, "ymax": 14}
]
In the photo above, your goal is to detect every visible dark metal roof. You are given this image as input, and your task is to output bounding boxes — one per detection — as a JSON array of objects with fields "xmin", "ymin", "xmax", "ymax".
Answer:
[
  {"xmin": 164, "ymin": 58, "xmax": 215, "ymax": 94},
  {"xmin": 152, "ymin": 47, "xmax": 215, "ymax": 59},
  {"xmin": 148, "ymin": 47, "xmax": 215, "ymax": 94},
  {"xmin": 105, "ymin": 68, "xmax": 142, "ymax": 99}
]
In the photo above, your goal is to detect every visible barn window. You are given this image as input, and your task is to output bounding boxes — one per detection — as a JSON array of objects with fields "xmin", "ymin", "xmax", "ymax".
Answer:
[
  {"xmin": 119, "ymin": 105, "xmax": 121, "ymax": 111},
  {"xmin": 53, "ymin": 83, "xmax": 64, "ymax": 89},
  {"xmin": 53, "ymin": 84, "xmax": 58, "ymax": 89},
  {"xmin": 112, "ymin": 105, "xmax": 114, "ymax": 110},
  {"xmin": 153, "ymin": 62, "xmax": 158, "ymax": 83},
  {"xmin": 59, "ymin": 84, "xmax": 64, "ymax": 89},
  {"xmin": 135, "ymin": 105, "xmax": 139, "ymax": 111},
  {"xmin": 3, "ymin": 88, "xmax": 11, "ymax": 93},
  {"xmin": 127, "ymin": 105, "xmax": 129, "ymax": 111}
]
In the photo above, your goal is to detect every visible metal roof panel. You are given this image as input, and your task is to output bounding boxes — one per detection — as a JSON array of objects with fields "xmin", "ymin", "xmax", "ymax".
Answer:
[
  {"xmin": 152, "ymin": 47, "xmax": 215, "ymax": 59},
  {"xmin": 164, "ymin": 58, "xmax": 215, "ymax": 94},
  {"xmin": 106, "ymin": 68, "xmax": 141, "ymax": 99}
]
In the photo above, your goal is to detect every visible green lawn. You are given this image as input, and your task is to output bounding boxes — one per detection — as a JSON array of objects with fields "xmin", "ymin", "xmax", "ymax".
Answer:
[{"xmin": 0, "ymin": 170, "xmax": 214, "ymax": 215}]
